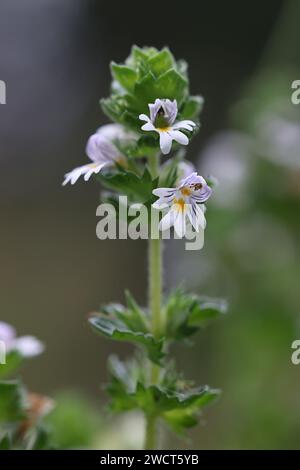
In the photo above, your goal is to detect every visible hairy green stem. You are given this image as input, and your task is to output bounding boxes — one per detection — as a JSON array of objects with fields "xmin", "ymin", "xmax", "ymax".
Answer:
[{"xmin": 144, "ymin": 153, "xmax": 163, "ymax": 450}]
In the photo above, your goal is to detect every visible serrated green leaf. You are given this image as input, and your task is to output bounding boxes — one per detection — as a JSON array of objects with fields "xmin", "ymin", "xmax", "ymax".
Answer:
[
  {"xmin": 148, "ymin": 48, "xmax": 174, "ymax": 77},
  {"xmin": 156, "ymin": 69, "xmax": 188, "ymax": 105},
  {"xmin": 89, "ymin": 315, "xmax": 164, "ymax": 365},
  {"xmin": 96, "ymin": 166, "xmax": 157, "ymax": 204},
  {"xmin": 0, "ymin": 380, "xmax": 26, "ymax": 422},
  {"xmin": 127, "ymin": 135, "xmax": 158, "ymax": 158},
  {"xmin": 188, "ymin": 297, "xmax": 228, "ymax": 327},
  {"xmin": 111, "ymin": 63, "xmax": 137, "ymax": 92},
  {"xmin": 163, "ymin": 386, "xmax": 220, "ymax": 433},
  {"xmin": 180, "ymin": 95, "xmax": 204, "ymax": 120},
  {"xmin": 165, "ymin": 289, "xmax": 227, "ymax": 341},
  {"xmin": 107, "ymin": 377, "xmax": 220, "ymax": 430}
]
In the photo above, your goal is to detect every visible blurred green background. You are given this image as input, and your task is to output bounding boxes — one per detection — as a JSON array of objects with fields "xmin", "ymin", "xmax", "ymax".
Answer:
[{"xmin": 1, "ymin": 0, "xmax": 299, "ymax": 449}]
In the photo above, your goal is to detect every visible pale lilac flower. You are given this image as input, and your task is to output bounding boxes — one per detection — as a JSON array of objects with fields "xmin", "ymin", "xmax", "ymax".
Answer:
[
  {"xmin": 152, "ymin": 172, "xmax": 212, "ymax": 238},
  {"xmin": 139, "ymin": 99, "xmax": 196, "ymax": 155},
  {"xmin": 0, "ymin": 321, "xmax": 44, "ymax": 358},
  {"xmin": 63, "ymin": 125, "xmax": 127, "ymax": 186}
]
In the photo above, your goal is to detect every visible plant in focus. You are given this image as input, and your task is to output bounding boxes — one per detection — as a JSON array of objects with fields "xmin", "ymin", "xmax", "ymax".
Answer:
[{"xmin": 63, "ymin": 46, "xmax": 227, "ymax": 449}]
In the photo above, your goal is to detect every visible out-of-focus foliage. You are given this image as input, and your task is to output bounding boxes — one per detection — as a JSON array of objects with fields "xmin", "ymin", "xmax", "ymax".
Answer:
[{"xmin": 189, "ymin": 65, "xmax": 300, "ymax": 449}]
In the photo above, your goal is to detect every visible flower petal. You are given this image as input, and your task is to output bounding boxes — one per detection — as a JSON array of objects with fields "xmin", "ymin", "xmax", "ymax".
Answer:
[
  {"xmin": 0, "ymin": 322, "xmax": 16, "ymax": 344},
  {"xmin": 149, "ymin": 99, "xmax": 162, "ymax": 123},
  {"xmin": 163, "ymin": 99, "xmax": 178, "ymax": 126},
  {"xmin": 86, "ymin": 133, "xmax": 119, "ymax": 163},
  {"xmin": 159, "ymin": 131, "xmax": 173, "ymax": 154},
  {"xmin": 12, "ymin": 336, "xmax": 44, "ymax": 358},
  {"xmin": 141, "ymin": 121, "xmax": 156, "ymax": 132},
  {"xmin": 62, "ymin": 163, "xmax": 107, "ymax": 186},
  {"xmin": 169, "ymin": 130, "xmax": 189, "ymax": 146},
  {"xmin": 191, "ymin": 184, "xmax": 212, "ymax": 203},
  {"xmin": 159, "ymin": 210, "xmax": 175, "ymax": 231},
  {"xmin": 187, "ymin": 202, "xmax": 206, "ymax": 230},
  {"xmin": 139, "ymin": 114, "xmax": 150, "ymax": 122},
  {"xmin": 173, "ymin": 210, "xmax": 186, "ymax": 238},
  {"xmin": 153, "ymin": 188, "xmax": 176, "ymax": 198},
  {"xmin": 83, "ymin": 163, "xmax": 107, "ymax": 181},
  {"xmin": 173, "ymin": 119, "xmax": 196, "ymax": 131}
]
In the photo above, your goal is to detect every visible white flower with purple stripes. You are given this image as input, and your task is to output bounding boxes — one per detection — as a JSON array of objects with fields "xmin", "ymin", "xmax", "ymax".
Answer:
[
  {"xmin": 139, "ymin": 99, "xmax": 196, "ymax": 155},
  {"xmin": 152, "ymin": 172, "xmax": 212, "ymax": 238},
  {"xmin": 63, "ymin": 124, "xmax": 127, "ymax": 186}
]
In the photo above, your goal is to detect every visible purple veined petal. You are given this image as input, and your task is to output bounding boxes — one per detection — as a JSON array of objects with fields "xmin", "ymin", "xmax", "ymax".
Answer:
[
  {"xmin": 139, "ymin": 114, "xmax": 150, "ymax": 122},
  {"xmin": 188, "ymin": 201, "xmax": 206, "ymax": 230},
  {"xmin": 159, "ymin": 209, "xmax": 175, "ymax": 231},
  {"xmin": 173, "ymin": 209, "xmax": 186, "ymax": 238},
  {"xmin": 152, "ymin": 200, "xmax": 170, "ymax": 209},
  {"xmin": 12, "ymin": 336, "xmax": 44, "ymax": 358},
  {"xmin": 153, "ymin": 187, "xmax": 176, "ymax": 198},
  {"xmin": 86, "ymin": 134, "xmax": 119, "ymax": 163},
  {"xmin": 141, "ymin": 121, "xmax": 156, "ymax": 132},
  {"xmin": 159, "ymin": 131, "xmax": 173, "ymax": 155},
  {"xmin": 149, "ymin": 99, "xmax": 163, "ymax": 123},
  {"xmin": 191, "ymin": 184, "xmax": 212, "ymax": 203},
  {"xmin": 163, "ymin": 99, "xmax": 178, "ymax": 125},
  {"xmin": 169, "ymin": 129, "xmax": 189, "ymax": 146},
  {"xmin": 0, "ymin": 322, "xmax": 16, "ymax": 344},
  {"xmin": 179, "ymin": 172, "xmax": 203, "ymax": 188}
]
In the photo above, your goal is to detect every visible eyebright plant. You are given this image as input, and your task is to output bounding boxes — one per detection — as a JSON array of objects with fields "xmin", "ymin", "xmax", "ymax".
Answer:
[{"xmin": 63, "ymin": 46, "xmax": 227, "ymax": 449}]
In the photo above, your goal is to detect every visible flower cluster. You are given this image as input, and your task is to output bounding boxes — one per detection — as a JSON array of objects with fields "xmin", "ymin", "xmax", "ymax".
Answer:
[
  {"xmin": 0, "ymin": 321, "xmax": 44, "ymax": 358},
  {"xmin": 61, "ymin": 46, "xmax": 225, "ymax": 448}
]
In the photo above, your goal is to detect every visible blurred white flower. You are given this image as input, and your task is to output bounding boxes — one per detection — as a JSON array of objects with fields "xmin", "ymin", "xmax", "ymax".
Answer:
[
  {"xmin": 0, "ymin": 321, "xmax": 44, "ymax": 358},
  {"xmin": 257, "ymin": 114, "xmax": 300, "ymax": 169},
  {"xmin": 199, "ymin": 131, "xmax": 253, "ymax": 208},
  {"xmin": 62, "ymin": 124, "xmax": 130, "ymax": 186}
]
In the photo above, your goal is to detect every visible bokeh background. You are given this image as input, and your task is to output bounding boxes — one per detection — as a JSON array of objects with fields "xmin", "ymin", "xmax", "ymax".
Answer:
[{"xmin": 1, "ymin": 0, "xmax": 300, "ymax": 449}]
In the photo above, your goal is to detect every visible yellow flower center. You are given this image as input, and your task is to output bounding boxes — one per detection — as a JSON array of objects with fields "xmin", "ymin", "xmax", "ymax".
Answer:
[
  {"xmin": 180, "ymin": 187, "xmax": 192, "ymax": 196},
  {"xmin": 173, "ymin": 197, "xmax": 186, "ymax": 212},
  {"xmin": 157, "ymin": 126, "xmax": 171, "ymax": 132}
]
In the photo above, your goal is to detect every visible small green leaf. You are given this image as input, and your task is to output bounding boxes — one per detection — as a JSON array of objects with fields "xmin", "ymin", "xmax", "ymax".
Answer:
[
  {"xmin": 156, "ymin": 69, "xmax": 188, "ymax": 105},
  {"xmin": 188, "ymin": 297, "xmax": 228, "ymax": 327},
  {"xmin": 89, "ymin": 315, "xmax": 164, "ymax": 365},
  {"xmin": 96, "ymin": 166, "xmax": 157, "ymax": 204},
  {"xmin": 165, "ymin": 289, "xmax": 227, "ymax": 341},
  {"xmin": 0, "ymin": 351, "xmax": 23, "ymax": 379},
  {"xmin": 162, "ymin": 386, "xmax": 220, "ymax": 433},
  {"xmin": 180, "ymin": 95, "xmax": 204, "ymax": 120},
  {"xmin": 0, "ymin": 380, "xmax": 26, "ymax": 422},
  {"xmin": 148, "ymin": 48, "xmax": 174, "ymax": 77},
  {"xmin": 111, "ymin": 63, "xmax": 137, "ymax": 92}
]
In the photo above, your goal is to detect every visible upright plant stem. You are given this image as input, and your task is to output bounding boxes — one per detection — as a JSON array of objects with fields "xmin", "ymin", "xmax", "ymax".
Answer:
[{"xmin": 144, "ymin": 153, "xmax": 163, "ymax": 450}]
